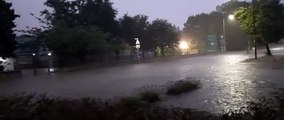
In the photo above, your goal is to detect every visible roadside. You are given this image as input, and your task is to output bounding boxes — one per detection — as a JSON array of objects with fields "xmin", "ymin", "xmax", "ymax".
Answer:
[
  {"xmin": 59, "ymin": 43, "xmax": 284, "ymax": 72},
  {"xmin": 244, "ymin": 55, "xmax": 284, "ymax": 69},
  {"xmin": 54, "ymin": 52, "xmax": 222, "ymax": 73}
]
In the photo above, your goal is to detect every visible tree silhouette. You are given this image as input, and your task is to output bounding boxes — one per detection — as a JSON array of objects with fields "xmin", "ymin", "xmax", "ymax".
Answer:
[
  {"xmin": 148, "ymin": 19, "xmax": 179, "ymax": 56},
  {"xmin": 0, "ymin": 0, "xmax": 19, "ymax": 58}
]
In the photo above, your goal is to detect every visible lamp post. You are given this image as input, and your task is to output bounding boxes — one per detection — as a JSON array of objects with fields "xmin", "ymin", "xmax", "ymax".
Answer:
[
  {"xmin": 47, "ymin": 52, "xmax": 53, "ymax": 73},
  {"xmin": 32, "ymin": 53, "xmax": 37, "ymax": 75},
  {"xmin": 221, "ymin": 14, "xmax": 235, "ymax": 52},
  {"xmin": 252, "ymin": 0, "xmax": 258, "ymax": 59},
  {"xmin": 135, "ymin": 38, "xmax": 141, "ymax": 64}
]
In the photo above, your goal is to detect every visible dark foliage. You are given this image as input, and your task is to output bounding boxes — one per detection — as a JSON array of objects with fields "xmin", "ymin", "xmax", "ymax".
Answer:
[
  {"xmin": 118, "ymin": 14, "xmax": 152, "ymax": 50},
  {"xmin": 235, "ymin": 0, "xmax": 284, "ymax": 55},
  {"xmin": 0, "ymin": 65, "xmax": 3, "ymax": 72},
  {"xmin": 166, "ymin": 78, "xmax": 201, "ymax": 95},
  {"xmin": 183, "ymin": 0, "xmax": 250, "ymax": 51},
  {"xmin": 0, "ymin": 94, "xmax": 283, "ymax": 120},
  {"xmin": 0, "ymin": 0, "xmax": 19, "ymax": 58},
  {"xmin": 0, "ymin": 94, "xmax": 210, "ymax": 120},
  {"xmin": 139, "ymin": 91, "xmax": 160, "ymax": 103},
  {"xmin": 148, "ymin": 19, "xmax": 180, "ymax": 56}
]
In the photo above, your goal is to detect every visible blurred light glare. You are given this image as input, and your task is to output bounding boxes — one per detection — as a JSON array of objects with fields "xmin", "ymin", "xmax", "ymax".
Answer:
[
  {"xmin": 228, "ymin": 14, "xmax": 235, "ymax": 20},
  {"xmin": 48, "ymin": 52, "xmax": 52, "ymax": 56},
  {"xmin": 50, "ymin": 68, "xmax": 55, "ymax": 72},
  {"xmin": 271, "ymin": 47, "xmax": 284, "ymax": 51},
  {"xmin": 179, "ymin": 41, "xmax": 189, "ymax": 50},
  {"xmin": 0, "ymin": 57, "xmax": 5, "ymax": 62},
  {"xmin": 223, "ymin": 55, "xmax": 244, "ymax": 65}
]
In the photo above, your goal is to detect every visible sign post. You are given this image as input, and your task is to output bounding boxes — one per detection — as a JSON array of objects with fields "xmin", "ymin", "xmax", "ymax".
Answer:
[{"xmin": 135, "ymin": 38, "xmax": 141, "ymax": 64}]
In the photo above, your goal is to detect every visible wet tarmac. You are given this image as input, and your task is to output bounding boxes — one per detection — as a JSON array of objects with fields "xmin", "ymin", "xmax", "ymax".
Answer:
[{"xmin": 0, "ymin": 48, "xmax": 283, "ymax": 113}]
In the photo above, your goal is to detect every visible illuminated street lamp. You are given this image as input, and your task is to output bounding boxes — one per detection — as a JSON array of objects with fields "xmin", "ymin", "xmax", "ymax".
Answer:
[
  {"xmin": 228, "ymin": 14, "xmax": 235, "ymax": 21},
  {"xmin": 135, "ymin": 38, "xmax": 141, "ymax": 63},
  {"xmin": 179, "ymin": 41, "xmax": 189, "ymax": 50},
  {"xmin": 179, "ymin": 41, "xmax": 189, "ymax": 55},
  {"xmin": 221, "ymin": 14, "xmax": 235, "ymax": 52}
]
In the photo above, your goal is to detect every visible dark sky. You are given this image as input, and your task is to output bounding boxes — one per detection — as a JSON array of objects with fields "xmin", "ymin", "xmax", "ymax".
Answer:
[{"xmin": 9, "ymin": 0, "xmax": 231, "ymax": 31}]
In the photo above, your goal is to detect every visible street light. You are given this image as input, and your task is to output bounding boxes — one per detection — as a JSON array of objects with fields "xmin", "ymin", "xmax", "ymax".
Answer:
[
  {"xmin": 135, "ymin": 38, "xmax": 141, "ymax": 64},
  {"xmin": 179, "ymin": 41, "xmax": 189, "ymax": 50},
  {"xmin": 179, "ymin": 41, "xmax": 189, "ymax": 55},
  {"xmin": 228, "ymin": 14, "xmax": 235, "ymax": 21},
  {"xmin": 221, "ymin": 14, "xmax": 235, "ymax": 52}
]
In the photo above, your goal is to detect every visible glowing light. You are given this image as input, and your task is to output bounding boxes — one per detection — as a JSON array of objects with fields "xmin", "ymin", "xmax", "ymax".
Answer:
[
  {"xmin": 135, "ymin": 38, "xmax": 140, "ymax": 49},
  {"xmin": 179, "ymin": 41, "xmax": 189, "ymax": 50},
  {"xmin": 50, "ymin": 68, "xmax": 55, "ymax": 72},
  {"xmin": 48, "ymin": 52, "xmax": 52, "ymax": 56},
  {"xmin": 228, "ymin": 14, "xmax": 235, "ymax": 20},
  {"xmin": 0, "ymin": 57, "xmax": 5, "ymax": 62},
  {"xmin": 271, "ymin": 47, "xmax": 284, "ymax": 51}
]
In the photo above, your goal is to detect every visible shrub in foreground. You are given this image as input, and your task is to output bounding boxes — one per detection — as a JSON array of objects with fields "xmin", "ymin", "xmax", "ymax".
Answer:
[
  {"xmin": 139, "ymin": 91, "xmax": 160, "ymax": 103},
  {"xmin": 166, "ymin": 78, "xmax": 201, "ymax": 95},
  {"xmin": 0, "ymin": 94, "xmax": 211, "ymax": 120},
  {"xmin": 0, "ymin": 94, "xmax": 284, "ymax": 120}
]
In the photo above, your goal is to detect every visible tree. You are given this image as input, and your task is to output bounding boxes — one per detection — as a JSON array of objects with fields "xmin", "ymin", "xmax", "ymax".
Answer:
[
  {"xmin": 183, "ymin": 0, "xmax": 250, "ymax": 52},
  {"xmin": 45, "ymin": 21, "xmax": 108, "ymax": 64},
  {"xmin": 77, "ymin": 0, "xmax": 119, "ymax": 35},
  {"xmin": 148, "ymin": 19, "xmax": 179, "ymax": 56},
  {"xmin": 39, "ymin": 0, "xmax": 123, "ymax": 62},
  {"xmin": 43, "ymin": 0, "xmax": 118, "ymax": 36},
  {"xmin": 235, "ymin": 0, "xmax": 284, "ymax": 55},
  {"xmin": 118, "ymin": 14, "xmax": 153, "ymax": 51},
  {"xmin": 183, "ymin": 13, "xmax": 222, "ymax": 50},
  {"xmin": 216, "ymin": 0, "xmax": 250, "ymax": 13},
  {"xmin": 0, "ymin": 0, "xmax": 19, "ymax": 58}
]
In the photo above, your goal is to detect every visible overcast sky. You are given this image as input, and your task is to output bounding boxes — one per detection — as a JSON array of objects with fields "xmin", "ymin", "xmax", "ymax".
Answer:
[{"xmin": 10, "ymin": 0, "xmax": 234, "ymax": 31}]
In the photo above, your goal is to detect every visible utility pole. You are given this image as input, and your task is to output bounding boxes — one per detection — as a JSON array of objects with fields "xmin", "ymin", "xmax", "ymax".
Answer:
[
  {"xmin": 252, "ymin": 0, "xmax": 258, "ymax": 59},
  {"xmin": 222, "ymin": 18, "xmax": 226, "ymax": 52}
]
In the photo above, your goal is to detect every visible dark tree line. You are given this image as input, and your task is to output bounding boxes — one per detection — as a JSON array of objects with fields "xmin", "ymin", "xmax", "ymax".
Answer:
[
  {"xmin": 22, "ymin": 0, "xmax": 180, "ymax": 65},
  {"xmin": 183, "ymin": 0, "xmax": 250, "ymax": 51},
  {"xmin": 183, "ymin": 0, "xmax": 284, "ymax": 55},
  {"xmin": 8, "ymin": 0, "xmax": 283, "ymax": 66}
]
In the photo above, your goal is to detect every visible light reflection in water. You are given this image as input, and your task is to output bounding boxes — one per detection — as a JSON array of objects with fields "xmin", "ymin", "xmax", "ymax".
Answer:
[
  {"xmin": 212, "ymin": 54, "xmax": 257, "ymax": 112},
  {"xmin": 222, "ymin": 54, "xmax": 247, "ymax": 65}
]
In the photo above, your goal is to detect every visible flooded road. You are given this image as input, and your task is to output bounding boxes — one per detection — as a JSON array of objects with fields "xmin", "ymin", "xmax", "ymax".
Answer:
[{"xmin": 0, "ymin": 49, "xmax": 284, "ymax": 113}]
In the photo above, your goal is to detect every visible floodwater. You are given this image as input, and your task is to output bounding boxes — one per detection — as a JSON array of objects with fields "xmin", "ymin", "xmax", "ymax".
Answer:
[{"xmin": 0, "ymin": 49, "xmax": 284, "ymax": 113}]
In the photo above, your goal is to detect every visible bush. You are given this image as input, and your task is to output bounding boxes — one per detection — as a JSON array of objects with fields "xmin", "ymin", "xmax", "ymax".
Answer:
[
  {"xmin": 219, "ymin": 99, "xmax": 282, "ymax": 120},
  {"xmin": 166, "ymin": 78, "xmax": 201, "ymax": 95},
  {"xmin": 139, "ymin": 91, "xmax": 160, "ymax": 103},
  {"xmin": 0, "ymin": 94, "xmax": 284, "ymax": 120},
  {"xmin": 0, "ymin": 94, "xmax": 211, "ymax": 120}
]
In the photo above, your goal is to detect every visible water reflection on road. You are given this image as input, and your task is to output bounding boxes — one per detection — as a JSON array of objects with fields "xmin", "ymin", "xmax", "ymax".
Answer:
[{"xmin": 0, "ymin": 51, "xmax": 283, "ymax": 113}]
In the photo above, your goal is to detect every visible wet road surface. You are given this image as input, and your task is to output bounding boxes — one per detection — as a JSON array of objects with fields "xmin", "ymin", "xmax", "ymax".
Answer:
[{"xmin": 0, "ymin": 48, "xmax": 284, "ymax": 113}]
